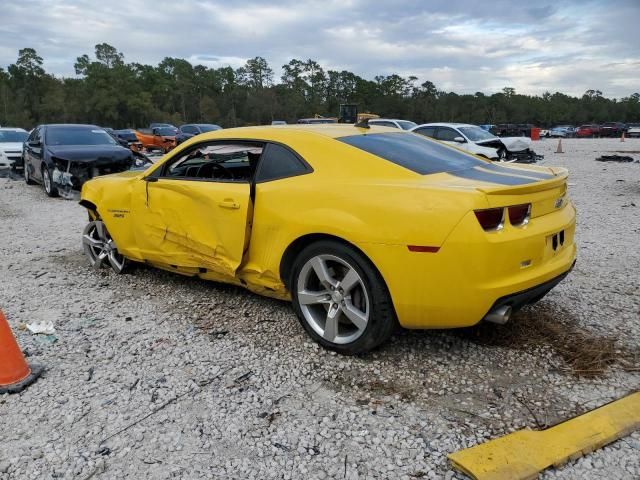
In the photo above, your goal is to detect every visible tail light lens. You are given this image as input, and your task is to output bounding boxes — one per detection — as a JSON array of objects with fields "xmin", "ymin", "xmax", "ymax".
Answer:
[
  {"xmin": 508, "ymin": 204, "xmax": 531, "ymax": 226},
  {"xmin": 474, "ymin": 208, "xmax": 504, "ymax": 231}
]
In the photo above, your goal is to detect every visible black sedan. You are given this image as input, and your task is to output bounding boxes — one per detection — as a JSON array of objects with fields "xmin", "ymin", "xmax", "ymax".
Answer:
[
  {"xmin": 177, "ymin": 123, "xmax": 222, "ymax": 144},
  {"xmin": 23, "ymin": 124, "xmax": 146, "ymax": 199}
]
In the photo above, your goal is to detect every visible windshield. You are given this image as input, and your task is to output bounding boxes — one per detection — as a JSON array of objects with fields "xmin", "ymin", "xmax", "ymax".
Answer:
[
  {"xmin": 155, "ymin": 127, "xmax": 176, "ymax": 136},
  {"xmin": 0, "ymin": 130, "xmax": 28, "ymax": 143},
  {"xmin": 46, "ymin": 127, "xmax": 117, "ymax": 146},
  {"xmin": 458, "ymin": 126, "xmax": 497, "ymax": 142},
  {"xmin": 397, "ymin": 121, "xmax": 417, "ymax": 130}
]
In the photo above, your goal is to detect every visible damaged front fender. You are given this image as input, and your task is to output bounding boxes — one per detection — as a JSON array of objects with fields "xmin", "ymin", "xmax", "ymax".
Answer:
[{"xmin": 51, "ymin": 154, "xmax": 152, "ymax": 200}]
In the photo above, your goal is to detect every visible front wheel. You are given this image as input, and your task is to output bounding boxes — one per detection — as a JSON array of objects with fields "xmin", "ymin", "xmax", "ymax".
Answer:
[
  {"xmin": 82, "ymin": 220, "xmax": 128, "ymax": 273},
  {"xmin": 42, "ymin": 166, "xmax": 58, "ymax": 197},
  {"xmin": 290, "ymin": 240, "xmax": 397, "ymax": 354}
]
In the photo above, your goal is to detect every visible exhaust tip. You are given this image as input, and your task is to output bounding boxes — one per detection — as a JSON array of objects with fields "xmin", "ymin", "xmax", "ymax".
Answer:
[{"xmin": 484, "ymin": 305, "xmax": 512, "ymax": 325}]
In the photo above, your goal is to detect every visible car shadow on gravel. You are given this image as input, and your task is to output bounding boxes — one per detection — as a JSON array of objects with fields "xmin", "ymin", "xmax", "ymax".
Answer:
[{"xmin": 451, "ymin": 303, "xmax": 639, "ymax": 378}]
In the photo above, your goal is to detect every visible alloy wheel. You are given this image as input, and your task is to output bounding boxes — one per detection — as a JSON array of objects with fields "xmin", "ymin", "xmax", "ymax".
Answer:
[
  {"xmin": 43, "ymin": 168, "xmax": 52, "ymax": 194},
  {"xmin": 82, "ymin": 221, "xmax": 127, "ymax": 273},
  {"xmin": 296, "ymin": 254, "xmax": 369, "ymax": 345}
]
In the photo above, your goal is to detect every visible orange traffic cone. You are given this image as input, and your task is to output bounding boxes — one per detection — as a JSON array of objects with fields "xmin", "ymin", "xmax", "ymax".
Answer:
[
  {"xmin": 621, "ymin": 132, "xmax": 625, "ymax": 142},
  {"xmin": 556, "ymin": 138, "xmax": 564, "ymax": 153},
  {"xmin": 0, "ymin": 310, "xmax": 43, "ymax": 394}
]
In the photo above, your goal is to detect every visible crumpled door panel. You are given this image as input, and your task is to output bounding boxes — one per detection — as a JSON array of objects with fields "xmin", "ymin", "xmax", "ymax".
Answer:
[{"xmin": 133, "ymin": 179, "xmax": 251, "ymax": 277}]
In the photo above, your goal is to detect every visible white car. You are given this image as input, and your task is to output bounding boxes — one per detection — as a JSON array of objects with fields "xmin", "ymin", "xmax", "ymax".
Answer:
[
  {"xmin": 410, "ymin": 123, "xmax": 533, "ymax": 161},
  {"xmin": 626, "ymin": 123, "xmax": 640, "ymax": 138},
  {"xmin": 0, "ymin": 128, "xmax": 29, "ymax": 169},
  {"xmin": 368, "ymin": 118, "xmax": 417, "ymax": 130}
]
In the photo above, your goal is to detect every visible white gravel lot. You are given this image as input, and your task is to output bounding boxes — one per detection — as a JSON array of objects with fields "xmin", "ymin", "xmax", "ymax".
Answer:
[{"xmin": 0, "ymin": 138, "xmax": 638, "ymax": 479}]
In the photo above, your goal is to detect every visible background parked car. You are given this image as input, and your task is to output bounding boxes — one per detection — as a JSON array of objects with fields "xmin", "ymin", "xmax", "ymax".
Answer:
[
  {"xmin": 271, "ymin": 120, "xmax": 287, "ymax": 125},
  {"xmin": 491, "ymin": 124, "xmax": 535, "ymax": 137},
  {"xmin": 149, "ymin": 123, "xmax": 177, "ymax": 130},
  {"xmin": 576, "ymin": 124, "xmax": 601, "ymax": 138},
  {"xmin": 368, "ymin": 118, "xmax": 417, "ymax": 130},
  {"xmin": 411, "ymin": 123, "xmax": 543, "ymax": 163},
  {"xmin": 111, "ymin": 129, "xmax": 144, "ymax": 152},
  {"xmin": 0, "ymin": 127, "xmax": 29, "ymax": 170},
  {"xmin": 23, "ymin": 124, "xmax": 138, "ymax": 198},
  {"xmin": 412, "ymin": 123, "xmax": 499, "ymax": 159},
  {"xmin": 626, "ymin": 123, "xmax": 640, "ymax": 138},
  {"xmin": 134, "ymin": 126, "xmax": 177, "ymax": 153},
  {"xmin": 600, "ymin": 122, "xmax": 626, "ymax": 137},
  {"xmin": 297, "ymin": 118, "xmax": 337, "ymax": 124},
  {"xmin": 177, "ymin": 124, "xmax": 222, "ymax": 144},
  {"xmin": 549, "ymin": 126, "xmax": 576, "ymax": 138}
]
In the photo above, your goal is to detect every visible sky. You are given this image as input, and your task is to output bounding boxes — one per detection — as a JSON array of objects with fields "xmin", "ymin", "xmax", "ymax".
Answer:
[{"xmin": 0, "ymin": 0, "xmax": 638, "ymax": 98}]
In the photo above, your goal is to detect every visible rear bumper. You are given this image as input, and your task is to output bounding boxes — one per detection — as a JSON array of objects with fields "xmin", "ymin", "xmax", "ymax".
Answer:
[
  {"xmin": 484, "ymin": 260, "xmax": 574, "ymax": 317},
  {"xmin": 357, "ymin": 201, "xmax": 577, "ymax": 329}
]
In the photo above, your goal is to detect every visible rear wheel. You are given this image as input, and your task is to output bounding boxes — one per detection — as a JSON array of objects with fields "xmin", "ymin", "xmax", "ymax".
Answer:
[
  {"xmin": 24, "ymin": 160, "xmax": 36, "ymax": 185},
  {"xmin": 82, "ymin": 220, "xmax": 128, "ymax": 273},
  {"xmin": 290, "ymin": 240, "xmax": 396, "ymax": 354},
  {"xmin": 42, "ymin": 166, "xmax": 58, "ymax": 197}
]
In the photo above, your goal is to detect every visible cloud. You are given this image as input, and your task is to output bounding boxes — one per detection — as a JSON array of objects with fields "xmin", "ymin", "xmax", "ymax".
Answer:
[{"xmin": 0, "ymin": 0, "xmax": 638, "ymax": 98}]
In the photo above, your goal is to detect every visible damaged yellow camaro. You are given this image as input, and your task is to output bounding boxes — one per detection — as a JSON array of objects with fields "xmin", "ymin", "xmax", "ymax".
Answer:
[{"xmin": 80, "ymin": 125, "xmax": 576, "ymax": 353}]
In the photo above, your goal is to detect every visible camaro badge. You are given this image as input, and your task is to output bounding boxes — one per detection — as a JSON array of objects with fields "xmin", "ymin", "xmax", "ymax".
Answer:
[{"xmin": 555, "ymin": 198, "xmax": 564, "ymax": 208}]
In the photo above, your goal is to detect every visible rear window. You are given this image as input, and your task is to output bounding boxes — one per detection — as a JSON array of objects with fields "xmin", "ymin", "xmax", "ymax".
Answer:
[{"xmin": 338, "ymin": 132, "xmax": 487, "ymax": 175}]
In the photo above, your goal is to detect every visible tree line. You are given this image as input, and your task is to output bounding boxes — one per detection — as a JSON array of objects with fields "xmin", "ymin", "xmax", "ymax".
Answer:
[{"xmin": 1, "ymin": 44, "xmax": 639, "ymax": 130}]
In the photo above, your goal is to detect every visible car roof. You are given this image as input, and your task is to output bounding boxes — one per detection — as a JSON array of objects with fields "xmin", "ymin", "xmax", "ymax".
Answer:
[
  {"xmin": 189, "ymin": 124, "xmax": 401, "ymax": 142},
  {"xmin": 0, "ymin": 127, "xmax": 28, "ymax": 132},
  {"xmin": 42, "ymin": 124, "xmax": 101, "ymax": 129},
  {"xmin": 412, "ymin": 123, "xmax": 475, "ymax": 128}
]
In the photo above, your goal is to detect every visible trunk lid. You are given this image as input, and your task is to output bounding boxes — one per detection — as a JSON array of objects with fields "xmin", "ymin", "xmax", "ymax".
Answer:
[{"xmin": 477, "ymin": 167, "xmax": 568, "ymax": 218}]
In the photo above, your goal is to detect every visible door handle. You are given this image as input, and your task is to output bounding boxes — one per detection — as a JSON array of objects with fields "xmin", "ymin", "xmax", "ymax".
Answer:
[{"xmin": 219, "ymin": 199, "xmax": 240, "ymax": 209}]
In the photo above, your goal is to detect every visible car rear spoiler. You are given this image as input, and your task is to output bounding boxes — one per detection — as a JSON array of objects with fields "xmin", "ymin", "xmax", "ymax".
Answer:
[{"xmin": 476, "ymin": 168, "xmax": 568, "ymax": 196}]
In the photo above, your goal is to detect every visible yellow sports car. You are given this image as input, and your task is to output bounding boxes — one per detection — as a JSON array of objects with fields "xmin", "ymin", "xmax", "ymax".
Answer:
[{"xmin": 80, "ymin": 125, "xmax": 576, "ymax": 353}]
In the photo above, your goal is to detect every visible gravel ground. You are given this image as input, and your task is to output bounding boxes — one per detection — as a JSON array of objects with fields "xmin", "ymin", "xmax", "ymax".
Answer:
[{"xmin": 0, "ymin": 138, "xmax": 638, "ymax": 479}]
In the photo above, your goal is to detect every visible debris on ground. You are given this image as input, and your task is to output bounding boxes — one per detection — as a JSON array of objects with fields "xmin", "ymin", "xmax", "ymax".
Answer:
[
  {"xmin": 596, "ymin": 155, "xmax": 635, "ymax": 162},
  {"xmin": 26, "ymin": 320, "xmax": 56, "ymax": 335}
]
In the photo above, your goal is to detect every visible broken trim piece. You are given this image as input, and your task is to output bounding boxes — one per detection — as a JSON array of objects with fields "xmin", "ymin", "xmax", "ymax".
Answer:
[{"xmin": 448, "ymin": 392, "xmax": 640, "ymax": 480}]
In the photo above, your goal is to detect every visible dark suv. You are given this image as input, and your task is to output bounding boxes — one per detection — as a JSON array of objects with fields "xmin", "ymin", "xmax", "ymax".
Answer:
[{"xmin": 600, "ymin": 122, "xmax": 626, "ymax": 137}]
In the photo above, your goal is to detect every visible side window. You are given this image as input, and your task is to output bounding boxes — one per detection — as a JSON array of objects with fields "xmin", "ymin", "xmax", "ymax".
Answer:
[
  {"xmin": 182, "ymin": 126, "xmax": 196, "ymax": 134},
  {"xmin": 435, "ymin": 128, "xmax": 460, "ymax": 142},
  {"xmin": 413, "ymin": 127, "xmax": 436, "ymax": 138},
  {"xmin": 255, "ymin": 143, "xmax": 310, "ymax": 183},
  {"xmin": 162, "ymin": 142, "xmax": 264, "ymax": 183}
]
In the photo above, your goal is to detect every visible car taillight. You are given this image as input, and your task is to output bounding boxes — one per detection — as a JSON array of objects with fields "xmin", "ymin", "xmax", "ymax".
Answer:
[
  {"xmin": 474, "ymin": 208, "xmax": 504, "ymax": 231},
  {"xmin": 508, "ymin": 204, "xmax": 531, "ymax": 226}
]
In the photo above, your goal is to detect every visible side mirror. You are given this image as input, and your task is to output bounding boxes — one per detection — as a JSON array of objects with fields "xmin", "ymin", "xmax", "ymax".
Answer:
[
  {"xmin": 453, "ymin": 136, "xmax": 465, "ymax": 143},
  {"xmin": 28, "ymin": 140, "xmax": 41, "ymax": 147}
]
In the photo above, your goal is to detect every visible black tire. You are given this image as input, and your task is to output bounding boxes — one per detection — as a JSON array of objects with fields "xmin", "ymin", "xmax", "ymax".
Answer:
[
  {"xmin": 42, "ymin": 165, "xmax": 59, "ymax": 197},
  {"xmin": 290, "ymin": 240, "xmax": 397, "ymax": 354},
  {"xmin": 24, "ymin": 160, "xmax": 36, "ymax": 185}
]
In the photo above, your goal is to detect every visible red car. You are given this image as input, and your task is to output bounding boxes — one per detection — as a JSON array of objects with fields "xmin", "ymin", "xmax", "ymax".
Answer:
[{"xmin": 576, "ymin": 124, "xmax": 601, "ymax": 138}]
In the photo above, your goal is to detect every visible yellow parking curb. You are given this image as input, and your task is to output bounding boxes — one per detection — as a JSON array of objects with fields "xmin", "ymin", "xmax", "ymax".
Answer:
[{"xmin": 448, "ymin": 392, "xmax": 640, "ymax": 480}]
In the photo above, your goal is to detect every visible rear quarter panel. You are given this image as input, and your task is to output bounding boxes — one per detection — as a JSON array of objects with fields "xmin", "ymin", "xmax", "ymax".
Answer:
[{"xmin": 240, "ymin": 133, "xmax": 486, "ymax": 297}]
